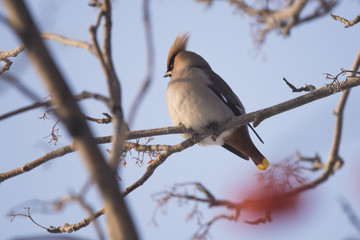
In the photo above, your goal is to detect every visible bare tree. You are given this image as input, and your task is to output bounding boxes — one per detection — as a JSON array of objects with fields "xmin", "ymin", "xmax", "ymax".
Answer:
[{"xmin": 1, "ymin": 0, "xmax": 360, "ymax": 239}]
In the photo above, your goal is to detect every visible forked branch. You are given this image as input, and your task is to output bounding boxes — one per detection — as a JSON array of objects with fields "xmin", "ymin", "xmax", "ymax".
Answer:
[{"xmin": 330, "ymin": 13, "xmax": 360, "ymax": 28}]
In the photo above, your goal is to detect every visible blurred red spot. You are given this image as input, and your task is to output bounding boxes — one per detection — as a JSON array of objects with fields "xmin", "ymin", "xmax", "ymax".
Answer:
[
  {"xmin": 227, "ymin": 157, "xmax": 311, "ymax": 225},
  {"xmin": 232, "ymin": 184, "xmax": 302, "ymax": 224}
]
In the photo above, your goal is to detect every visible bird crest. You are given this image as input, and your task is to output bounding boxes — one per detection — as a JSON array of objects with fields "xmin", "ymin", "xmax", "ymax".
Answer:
[{"xmin": 166, "ymin": 32, "xmax": 190, "ymax": 71}]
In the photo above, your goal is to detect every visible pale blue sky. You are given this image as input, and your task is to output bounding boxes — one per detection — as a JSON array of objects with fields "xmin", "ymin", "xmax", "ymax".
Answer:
[{"xmin": 1, "ymin": 1, "xmax": 360, "ymax": 239}]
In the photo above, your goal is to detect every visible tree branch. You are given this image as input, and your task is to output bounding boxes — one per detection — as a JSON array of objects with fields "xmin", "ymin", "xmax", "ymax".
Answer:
[
  {"xmin": 0, "ymin": 128, "xmax": 191, "ymax": 183},
  {"xmin": 223, "ymin": 71, "xmax": 360, "ymax": 129},
  {"xmin": 121, "ymin": 134, "xmax": 206, "ymax": 198},
  {"xmin": 2, "ymin": 70, "xmax": 360, "ymax": 183},
  {"xmin": 0, "ymin": 144, "xmax": 75, "ymax": 183},
  {"xmin": 278, "ymin": 50, "xmax": 360, "ymax": 198}
]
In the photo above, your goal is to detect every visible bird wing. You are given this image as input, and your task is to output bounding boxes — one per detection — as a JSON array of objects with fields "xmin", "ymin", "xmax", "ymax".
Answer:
[
  {"xmin": 201, "ymin": 68, "xmax": 246, "ymax": 115},
  {"xmin": 201, "ymin": 67, "xmax": 264, "ymax": 144}
]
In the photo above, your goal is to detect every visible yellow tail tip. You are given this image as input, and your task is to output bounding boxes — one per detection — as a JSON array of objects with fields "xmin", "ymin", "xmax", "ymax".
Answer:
[{"xmin": 256, "ymin": 158, "xmax": 269, "ymax": 171}]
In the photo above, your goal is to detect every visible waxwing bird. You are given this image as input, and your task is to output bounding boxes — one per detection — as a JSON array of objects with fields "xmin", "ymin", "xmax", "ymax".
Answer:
[{"xmin": 164, "ymin": 33, "xmax": 269, "ymax": 171}]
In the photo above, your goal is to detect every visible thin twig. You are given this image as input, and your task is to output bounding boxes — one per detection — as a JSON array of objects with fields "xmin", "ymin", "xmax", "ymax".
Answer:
[
  {"xmin": 330, "ymin": 13, "xmax": 360, "ymax": 28},
  {"xmin": 127, "ymin": 0, "xmax": 154, "ymax": 125},
  {"xmin": 283, "ymin": 77, "xmax": 316, "ymax": 92},
  {"xmin": 41, "ymin": 33, "xmax": 94, "ymax": 53},
  {"xmin": 339, "ymin": 197, "xmax": 360, "ymax": 234},
  {"xmin": 43, "ymin": 119, "xmax": 61, "ymax": 145},
  {"xmin": 0, "ymin": 91, "xmax": 108, "ymax": 121},
  {"xmin": 89, "ymin": 1, "xmax": 127, "ymax": 172},
  {"xmin": 83, "ymin": 112, "xmax": 112, "ymax": 124},
  {"xmin": 50, "ymin": 185, "xmax": 105, "ymax": 239},
  {"xmin": 8, "ymin": 208, "xmax": 49, "ymax": 230},
  {"xmin": 193, "ymin": 214, "xmax": 237, "ymax": 240},
  {"xmin": 0, "ymin": 44, "xmax": 25, "ymax": 60},
  {"xmin": 0, "ymin": 58, "xmax": 12, "ymax": 74},
  {"xmin": 1, "ymin": 73, "xmax": 41, "ymax": 102},
  {"xmin": 47, "ymin": 208, "xmax": 105, "ymax": 233},
  {"xmin": 0, "ymin": 33, "xmax": 94, "ymax": 62},
  {"xmin": 100, "ymin": 0, "xmax": 128, "ymax": 174}
]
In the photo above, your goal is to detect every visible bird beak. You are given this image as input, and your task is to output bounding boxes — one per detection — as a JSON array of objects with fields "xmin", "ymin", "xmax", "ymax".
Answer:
[{"xmin": 163, "ymin": 71, "xmax": 171, "ymax": 78}]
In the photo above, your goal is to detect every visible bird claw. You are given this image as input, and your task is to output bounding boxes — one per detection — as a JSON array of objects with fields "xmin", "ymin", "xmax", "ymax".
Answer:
[
  {"xmin": 191, "ymin": 133, "xmax": 198, "ymax": 141},
  {"xmin": 206, "ymin": 122, "xmax": 219, "ymax": 141},
  {"xmin": 211, "ymin": 135, "xmax": 217, "ymax": 141}
]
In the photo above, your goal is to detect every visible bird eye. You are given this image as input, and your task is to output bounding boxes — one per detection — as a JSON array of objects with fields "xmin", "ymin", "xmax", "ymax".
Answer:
[{"xmin": 168, "ymin": 56, "xmax": 175, "ymax": 71}]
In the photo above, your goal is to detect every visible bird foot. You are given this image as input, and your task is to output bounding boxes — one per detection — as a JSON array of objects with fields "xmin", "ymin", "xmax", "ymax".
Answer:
[{"xmin": 206, "ymin": 122, "xmax": 220, "ymax": 142}]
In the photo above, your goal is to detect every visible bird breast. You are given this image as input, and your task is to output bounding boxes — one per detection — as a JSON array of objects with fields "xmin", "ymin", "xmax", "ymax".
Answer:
[{"xmin": 166, "ymin": 68, "xmax": 234, "ymax": 145}]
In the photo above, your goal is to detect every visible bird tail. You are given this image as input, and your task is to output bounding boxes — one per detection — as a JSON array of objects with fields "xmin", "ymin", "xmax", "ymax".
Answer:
[{"xmin": 223, "ymin": 126, "xmax": 269, "ymax": 171}]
